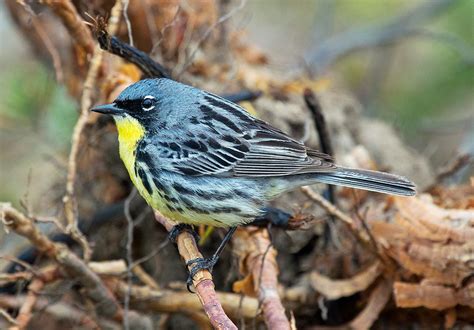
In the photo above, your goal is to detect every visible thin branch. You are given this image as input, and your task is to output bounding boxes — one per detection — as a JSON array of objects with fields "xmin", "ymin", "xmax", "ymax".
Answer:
[
  {"xmin": 0, "ymin": 308, "xmax": 17, "ymax": 326},
  {"xmin": 177, "ymin": 0, "xmax": 247, "ymax": 76},
  {"xmin": 0, "ymin": 295, "xmax": 101, "ymax": 328},
  {"xmin": 63, "ymin": 0, "xmax": 125, "ymax": 261},
  {"xmin": 435, "ymin": 153, "xmax": 472, "ymax": 184},
  {"xmin": 303, "ymin": 89, "xmax": 334, "ymax": 157},
  {"xmin": 122, "ymin": 0, "xmax": 134, "ymax": 47},
  {"xmin": 110, "ymin": 279, "xmax": 260, "ymax": 320},
  {"xmin": 96, "ymin": 27, "xmax": 171, "ymax": 78},
  {"xmin": 14, "ymin": 278, "xmax": 46, "ymax": 329},
  {"xmin": 154, "ymin": 211, "xmax": 237, "ymax": 330},
  {"xmin": 150, "ymin": 5, "xmax": 182, "ymax": 56},
  {"xmin": 233, "ymin": 227, "xmax": 290, "ymax": 330},
  {"xmin": 39, "ymin": 0, "xmax": 94, "ymax": 55},
  {"xmin": 0, "ymin": 204, "xmax": 122, "ymax": 322},
  {"xmin": 303, "ymin": 88, "xmax": 337, "ymax": 245},
  {"xmin": 300, "ymin": 186, "xmax": 370, "ymax": 244},
  {"xmin": 30, "ymin": 17, "xmax": 64, "ymax": 83},
  {"xmin": 123, "ymin": 188, "xmax": 137, "ymax": 330}
]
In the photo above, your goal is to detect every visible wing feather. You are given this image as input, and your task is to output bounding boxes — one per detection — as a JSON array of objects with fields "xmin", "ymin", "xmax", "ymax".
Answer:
[{"xmin": 138, "ymin": 92, "xmax": 336, "ymax": 177}]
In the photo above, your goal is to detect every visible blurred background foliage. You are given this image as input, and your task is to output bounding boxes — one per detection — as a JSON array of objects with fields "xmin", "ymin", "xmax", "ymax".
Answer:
[{"xmin": 0, "ymin": 0, "xmax": 472, "ymax": 208}]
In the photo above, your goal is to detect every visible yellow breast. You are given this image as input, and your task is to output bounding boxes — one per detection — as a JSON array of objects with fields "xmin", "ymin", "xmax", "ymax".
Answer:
[{"xmin": 114, "ymin": 115, "xmax": 149, "ymax": 194}]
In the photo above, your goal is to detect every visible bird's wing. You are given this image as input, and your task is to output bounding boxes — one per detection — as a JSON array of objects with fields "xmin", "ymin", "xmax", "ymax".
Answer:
[{"xmin": 138, "ymin": 92, "xmax": 336, "ymax": 177}]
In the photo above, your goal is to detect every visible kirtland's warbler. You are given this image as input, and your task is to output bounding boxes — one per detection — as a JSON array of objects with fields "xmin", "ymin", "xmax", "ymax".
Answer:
[{"xmin": 91, "ymin": 78, "xmax": 416, "ymax": 280}]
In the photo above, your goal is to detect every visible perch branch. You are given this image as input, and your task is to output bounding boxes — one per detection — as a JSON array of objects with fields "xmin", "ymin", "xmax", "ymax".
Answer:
[{"xmin": 154, "ymin": 211, "xmax": 237, "ymax": 330}]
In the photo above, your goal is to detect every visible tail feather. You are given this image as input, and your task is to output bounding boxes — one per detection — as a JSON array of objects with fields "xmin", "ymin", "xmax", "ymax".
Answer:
[{"xmin": 314, "ymin": 167, "xmax": 416, "ymax": 196}]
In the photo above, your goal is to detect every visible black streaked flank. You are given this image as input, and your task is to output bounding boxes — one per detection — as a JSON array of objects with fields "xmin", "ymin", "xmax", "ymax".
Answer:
[
  {"xmin": 164, "ymin": 194, "xmax": 179, "ymax": 203},
  {"xmin": 137, "ymin": 167, "xmax": 153, "ymax": 195},
  {"xmin": 211, "ymin": 206, "xmax": 242, "ymax": 214},
  {"xmin": 152, "ymin": 177, "xmax": 170, "ymax": 195},
  {"xmin": 172, "ymin": 182, "xmax": 193, "ymax": 194},
  {"xmin": 172, "ymin": 182, "xmax": 233, "ymax": 200}
]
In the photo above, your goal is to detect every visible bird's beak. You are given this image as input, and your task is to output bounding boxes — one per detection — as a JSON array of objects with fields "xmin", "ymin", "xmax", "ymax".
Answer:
[{"xmin": 90, "ymin": 103, "xmax": 124, "ymax": 115}]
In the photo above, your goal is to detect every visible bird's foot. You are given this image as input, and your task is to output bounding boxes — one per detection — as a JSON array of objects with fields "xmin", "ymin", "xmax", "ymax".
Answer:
[
  {"xmin": 168, "ymin": 224, "xmax": 200, "ymax": 244},
  {"xmin": 185, "ymin": 255, "xmax": 219, "ymax": 292}
]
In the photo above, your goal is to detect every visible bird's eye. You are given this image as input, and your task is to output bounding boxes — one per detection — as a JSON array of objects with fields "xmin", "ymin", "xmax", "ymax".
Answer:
[{"xmin": 141, "ymin": 96, "xmax": 155, "ymax": 111}]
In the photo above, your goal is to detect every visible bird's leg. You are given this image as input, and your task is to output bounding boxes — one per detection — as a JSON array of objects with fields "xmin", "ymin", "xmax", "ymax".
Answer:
[
  {"xmin": 186, "ymin": 226, "xmax": 237, "ymax": 291},
  {"xmin": 168, "ymin": 223, "xmax": 199, "ymax": 244}
]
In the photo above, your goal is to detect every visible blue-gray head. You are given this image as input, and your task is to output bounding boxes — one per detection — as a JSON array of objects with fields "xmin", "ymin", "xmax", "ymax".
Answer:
[{"xmin": 91, "ymin": 78, "xmax": 198, "ymax": 128}]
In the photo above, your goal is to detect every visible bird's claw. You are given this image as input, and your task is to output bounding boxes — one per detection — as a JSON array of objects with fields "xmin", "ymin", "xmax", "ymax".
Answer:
[
  {"xmin": 168, "ymin": 224, "xmax": 200, "ymax": 244},
  {"xmin": 185, "ymin": 256, "xmax": 219, "ymax": 292}
]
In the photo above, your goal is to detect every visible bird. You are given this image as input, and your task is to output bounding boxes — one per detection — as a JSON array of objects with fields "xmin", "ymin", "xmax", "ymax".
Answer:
[{"xmin": 91, "ymin": 78, "xmax": 416, "ymax": 283}]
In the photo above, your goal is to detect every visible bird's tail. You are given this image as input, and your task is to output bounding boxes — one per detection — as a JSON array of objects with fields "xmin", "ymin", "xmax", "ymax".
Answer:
[{"xmin": 311, "ymin": 167, "xmax": 416, "ymax": 196}]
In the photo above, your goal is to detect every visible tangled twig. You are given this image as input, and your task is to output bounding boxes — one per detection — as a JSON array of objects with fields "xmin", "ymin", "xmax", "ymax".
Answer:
[
  {"xmin": 301, "ymin": 186, "xmax": 370, "ymax": 244},
  {"xmin": 233, "ymin": 227, "xmax": 290, "ymax": 330},
  {"xmin": 0, "ymin": 204, "xmax": 122, "ymax": 324},
  {"xmin": 63, "ymin": 0, "xmax": 125, "ymax": 262}
]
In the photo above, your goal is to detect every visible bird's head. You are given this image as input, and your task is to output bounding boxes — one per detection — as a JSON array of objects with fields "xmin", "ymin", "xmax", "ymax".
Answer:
[{"xmin": 90, "ymin": 78, "xmax": 172, "ymax": 127}]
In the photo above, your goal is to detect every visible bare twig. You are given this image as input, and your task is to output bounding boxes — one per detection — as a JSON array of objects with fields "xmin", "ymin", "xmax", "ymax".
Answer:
[
  {"xmin": 177, "ymin": 0, "xmax": 247, "ymax": 76},
  {"xmin": 110, "ymin": 279, "xmax": 260, "ymax": 320},
  {"xmin": 154, "ymin": 211, "xmax": 237, "ymax": 330},
  {"xmin": 150, "ymin": 5, "xmax": 182, "ymax": 56},
  {"xmin": 301, "ymin": 186, "xmax": 370, "ymax": 243},
  {"xmin": 122, "ymin": 0, "xmax": 134, "ymax": 47},
  {"xmin": 39, "ymin": 0, "xmax": 94, "ymax": 55},
  {"xmin": 233, "ymin": 227, "xmax": 290, "ymax": 330},
  {"xmin": 0, "ymin": 308, "xmax": 17, "ymax": 326},
  {"xmin": 63, "ymin": 0, "xmax": 125, "ymax": 261},
  {"xmin": 30, "ymin": 17, "xmax": 64, "ymax": 83},
  {"xmin": 303, "ymin": 89, "xmax": 334, "ymax": 158},
  {"xmin": 0, "ymin": 204, "xmax": 122, "ymax": 322},
  {"xmin": 0, "ymin": 295, "xmax": 101, "ymax": 328},
  {"xmin": 15, "ymin": 277, "xmax": 47, "ymax": 329},
  {"xmin": 132, "ymin": 264, "xmax": 160, "ymax": 290},
  {"xmin": 7, "ymin": 266, "xmax": 60, "ymax": 330},
  {"xmin": 303, "ymin": 87, "xmax": 338, "ymax": 246},
  {"xmin": 96, "ymin": 27, "xmax": 171, "ymax": 78},
  {"xmin": 435, "ymin": 153, "xmax": 472, "ymax": 184},
  {"xmin": 123, "ymin": 188, "xmax": 137, "ymax": 330}
]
